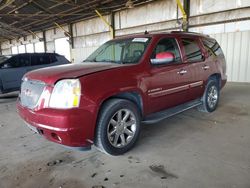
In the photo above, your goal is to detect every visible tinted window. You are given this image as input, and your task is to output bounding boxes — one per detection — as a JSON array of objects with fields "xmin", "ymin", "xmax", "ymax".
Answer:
[
  {"xmin": 18, "ymin": 55, "xmax": 30, "ymax": 67},
  {"xmin": 5, "ymin": 56, "xmax": 21, "ymax": 68},
  {"xmin": 181, "ymin": 38, "xmax": 203, "ymax": 62},
  {"xmin": 50, "ymin": 54, "xmax": 58, "ymax": 63},
  {"xmin": 152, "ymin": 38, "xmax": 181, "ymax": 63},
  {"xmin": 31, "ymin": 54, "xmax": 50, "ymax": 66},
  {"xmin": 2, "ymin": 55, "xmax": 26, "ymax": 68},
  {"xmin": 0, "ymin": 55, "xmax": 9, "ymax": 64},
  {"xmin": 31, "ymin": 55, "xmax": 39, "ymax": 66},
  {"xmin": 202, "ymin": 38, "xmax": 223, "ymax": 57}
]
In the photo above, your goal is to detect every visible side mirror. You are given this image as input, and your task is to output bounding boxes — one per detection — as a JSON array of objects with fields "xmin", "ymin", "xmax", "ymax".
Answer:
[{"xmin": 151, "ymin": 52, "xmax": 175, "ymax": 65}]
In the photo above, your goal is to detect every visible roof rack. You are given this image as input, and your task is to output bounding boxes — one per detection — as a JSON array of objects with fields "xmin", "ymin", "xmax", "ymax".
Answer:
[{"xmin": 170, "ymin": 31, "xmax": 210, "ymax": 37}]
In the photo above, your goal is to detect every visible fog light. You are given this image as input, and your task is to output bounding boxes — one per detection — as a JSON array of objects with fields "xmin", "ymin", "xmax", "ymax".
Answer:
[{"xmin": 37, "ymin": 129, "xmax": 44, "ymax": 135}]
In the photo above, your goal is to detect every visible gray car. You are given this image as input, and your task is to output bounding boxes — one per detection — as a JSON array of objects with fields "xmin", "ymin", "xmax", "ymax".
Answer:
[{"xmin": 0, "ymin": 53, "xmax": 70, "ymax": 94}]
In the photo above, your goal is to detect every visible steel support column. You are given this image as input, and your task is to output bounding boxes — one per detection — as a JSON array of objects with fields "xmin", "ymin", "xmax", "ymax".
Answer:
[
  {"xmin": 42, "ymin": 30, "xmax": 47, "ymax": 52},
  {"xmin": 176, "ymin": 0, "xmax": 189, "ymax": 31},
  {"xmin": 111, "ymin": 12, "xmax": 115, "ymax": 39},
  {"xmin": 69, "ymin": 23, "xmax": 74, "ymax": 49},
  {"xmin": 183, "ymin": 0, "xmax": 190, "ymax": 31},
  {"xmin": 95, "ymin": 10, "xmax": 114, "ymax": 39}
]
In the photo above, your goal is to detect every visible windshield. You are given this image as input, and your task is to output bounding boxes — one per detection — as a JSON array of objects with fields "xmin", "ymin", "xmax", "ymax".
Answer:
[
  {"xmin": 84, "ymin": 37, "xmax": 151, "ymax": 64},
  {"xmin": 0, "ymin": 55, "xmax": 10, "ymax": 64}
]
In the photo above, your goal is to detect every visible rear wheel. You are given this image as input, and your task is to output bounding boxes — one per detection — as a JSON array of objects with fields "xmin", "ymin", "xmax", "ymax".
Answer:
[
  {"xmin": 198, "ymin": 79, "xmax": 220, "ymax": 112},
  {"xmin": 95, "ymin": 99, "xmax": 141, "ymax": 155}
]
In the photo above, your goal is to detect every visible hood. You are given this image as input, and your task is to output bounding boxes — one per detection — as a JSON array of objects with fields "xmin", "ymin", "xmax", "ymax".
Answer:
[{"xmin": 25, "ymin": 62, "xmax": 124, "ymax": 85}]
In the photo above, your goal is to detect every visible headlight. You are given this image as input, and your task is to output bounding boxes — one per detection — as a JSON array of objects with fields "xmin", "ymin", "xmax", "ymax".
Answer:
[{"xmin": 49, "ymin": 79, "xmax": 81, "ymax": 109}]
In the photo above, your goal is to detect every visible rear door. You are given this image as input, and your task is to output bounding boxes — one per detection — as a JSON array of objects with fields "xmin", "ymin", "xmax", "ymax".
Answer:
[
  {"xmin": 201, "ymin": 38, "xmax": 225, "ymax": 81},
  {"xmin": 145, "ymin": 37, "xmax": 191, "ymax": 114},
  {"xmin": 1, "ymin": 55, "xmax": 30, "ymax": 91},
  {"xmin": 179, "ymin": 37, "xmax": 206, "ymax": 101}
]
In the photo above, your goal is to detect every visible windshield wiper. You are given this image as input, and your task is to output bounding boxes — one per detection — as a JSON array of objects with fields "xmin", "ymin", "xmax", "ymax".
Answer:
[
  {"xmin": 119, "ymin": 61, "xmax": 137, "ymax": 64},
  {"xmin": 98, "ymin": 59, "xmax": 119, "ymax": 63},
  {"xmin": 83, "ymin": 59, "xmax": 96, "ymax": 62},
  {"xmin": 84, "ymin": 59, "xmax": 129, "ymax": 64}
]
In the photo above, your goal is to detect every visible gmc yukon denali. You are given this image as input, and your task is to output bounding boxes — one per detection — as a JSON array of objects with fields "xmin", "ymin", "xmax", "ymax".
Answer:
[{"xmin": 17, "ymin": 32, "xmax": 227, "ymax": 155}]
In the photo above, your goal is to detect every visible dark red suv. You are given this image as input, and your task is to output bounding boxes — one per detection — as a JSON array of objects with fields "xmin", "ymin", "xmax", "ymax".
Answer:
[{"xmin": 17, "ymin": 32, "xmax": 227, "ymax": 155}]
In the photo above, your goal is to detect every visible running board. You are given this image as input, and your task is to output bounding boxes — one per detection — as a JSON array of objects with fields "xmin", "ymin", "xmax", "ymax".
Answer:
[{"xmin": 142, "ymin": 99, "xmax": 202, "ymax": 124}]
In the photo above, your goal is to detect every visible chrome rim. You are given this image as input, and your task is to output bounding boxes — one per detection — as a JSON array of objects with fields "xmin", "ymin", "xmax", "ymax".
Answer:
[
  {"xmin": 207, "ymin": 85, "xmax": 218, "ymax": 109},
  {"xmin": 107, "ymin": 109, "xmax": 137, "ymax": 148}
]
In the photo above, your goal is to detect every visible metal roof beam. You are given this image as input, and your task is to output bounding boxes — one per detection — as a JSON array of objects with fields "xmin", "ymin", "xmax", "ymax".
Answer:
[
  {"xmin": 17, "ymin": 0, "xmax": 102, "ymax": 30},
  {"xmin": 9, "ymin": 0, "xmax": 69, "ymax": 26}
]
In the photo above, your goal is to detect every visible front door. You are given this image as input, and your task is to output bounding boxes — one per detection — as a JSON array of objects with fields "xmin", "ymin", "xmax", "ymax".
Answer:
[
  {"xmin": 1, "ymin": 55, "xmax": 30, "ymax": 92},
  {"xmin": 145, "ymin": 37, "xmax": 191, "ymax": 114}
]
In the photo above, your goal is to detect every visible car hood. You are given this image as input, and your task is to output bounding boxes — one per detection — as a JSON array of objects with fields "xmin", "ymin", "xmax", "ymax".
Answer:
[{"xmin": 25, "ymin": 62, "xmax": 124, "ymax": 85}]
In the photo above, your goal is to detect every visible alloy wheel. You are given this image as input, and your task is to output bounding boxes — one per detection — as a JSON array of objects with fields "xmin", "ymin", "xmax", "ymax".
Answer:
[
  {"xmin": 107, "ymin": 109, "xmax": 137, "ymax": 148},
  {"xmin": 207, "ymin": 85, "xmax": 218, "ymax": 109}
]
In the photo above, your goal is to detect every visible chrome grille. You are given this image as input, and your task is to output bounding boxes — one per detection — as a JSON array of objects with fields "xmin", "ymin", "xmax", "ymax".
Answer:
[{"xmin": 20, "ymin": 79, "xmax": 45, "ymax": 109}]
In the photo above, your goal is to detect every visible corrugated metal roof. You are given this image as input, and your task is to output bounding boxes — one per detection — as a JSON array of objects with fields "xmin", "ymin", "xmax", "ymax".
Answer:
[{"xmin": 0, "ymin": 0, "xmax": 153, "ymax": 42}]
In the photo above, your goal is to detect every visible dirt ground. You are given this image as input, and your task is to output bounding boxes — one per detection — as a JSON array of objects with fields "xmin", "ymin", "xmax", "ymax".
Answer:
[{"xmin": 0, "ymin": 83, "xmax": 249, "ymax": 188}]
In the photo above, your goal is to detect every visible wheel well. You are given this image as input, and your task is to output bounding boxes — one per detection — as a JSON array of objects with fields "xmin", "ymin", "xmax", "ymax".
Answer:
[
  {"xmin": 209, "ymin": 73, "xmax": 221, "ymax": 88},
  {"xmin": 98, "ymin": 92, "xmax": 143, "ymax": 118},
  {"xmin": 110, "ymin": 92, "xmax": 143, "ymax": 115},
  {"xmin": 94, "ymin": 92, "xmax": 143, "ymax": 143}
]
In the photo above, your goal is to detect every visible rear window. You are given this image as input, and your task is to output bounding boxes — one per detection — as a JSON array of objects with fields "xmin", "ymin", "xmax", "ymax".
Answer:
[
  {"xmin": 202, "ymin": 38, "xmax": 223, "ymax": 57},
  {"xmin": 50, "ymin": 54, "xmax": 58, "ymax": 63}
]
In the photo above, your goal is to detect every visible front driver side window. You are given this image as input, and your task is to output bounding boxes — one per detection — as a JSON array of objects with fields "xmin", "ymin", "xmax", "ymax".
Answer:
[
  {"xmin": 151, "ymin": 38, "xmax": 181, "ymax": 63},
  {"xmin": 18, "ymin": 55, "xmax": 30, "ymax": 67}
]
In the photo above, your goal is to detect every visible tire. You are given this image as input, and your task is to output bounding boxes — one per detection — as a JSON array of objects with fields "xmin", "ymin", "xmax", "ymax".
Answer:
[
  {"xmin": 0, "ymin": 79, "xmax": 3, "ymax": 94},
  {"xmin": 198, "ymin": 79, "xmax": 220, "ymax": 113},
  {"xmin": 95, "ymin": 99, "xmax": 141, "ymax": 155}
]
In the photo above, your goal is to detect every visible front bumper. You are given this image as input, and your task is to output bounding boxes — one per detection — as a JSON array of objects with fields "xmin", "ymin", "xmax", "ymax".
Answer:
[{"xmin": 17, "ymin": 101, "xmax": 96, "ymax": 148}]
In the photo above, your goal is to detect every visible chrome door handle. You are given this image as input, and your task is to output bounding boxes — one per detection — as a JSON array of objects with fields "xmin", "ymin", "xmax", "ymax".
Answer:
[
  {"xmin": 202, "ymin": 65, "xmax": 210, "ymax": 70},
  {"xmin": 177, "ymin": 70, "xmax": 187, "ymax": 75}
]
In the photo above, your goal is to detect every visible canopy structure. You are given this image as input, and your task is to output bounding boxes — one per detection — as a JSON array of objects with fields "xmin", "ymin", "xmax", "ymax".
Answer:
[{"xmin": 0, "ymin": 0, "xmax": 151, "ymax": 42}]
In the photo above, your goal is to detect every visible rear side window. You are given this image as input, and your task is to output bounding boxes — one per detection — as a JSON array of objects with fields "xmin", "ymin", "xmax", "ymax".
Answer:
[
  {"xmin": 202, "ymin": 38, "xmax": 223, "ymax": 57},
  {"xmin": 181, "ymin": 38, "xmax": 203, "ymax": 62},
  {"xmin": 31, "ymin": 54, "xmax": 50, "ymax": 66},
  {"xmin": 152, "ymin": 38, "xmax": 181, "ymax": 63}
]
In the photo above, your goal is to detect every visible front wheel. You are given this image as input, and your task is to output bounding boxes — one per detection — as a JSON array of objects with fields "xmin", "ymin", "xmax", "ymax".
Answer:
[
  {"xmin": 95, "ymin": 99, "xmax": 141, "ymax": 155},
  {"xmin": 198, "ymin": 79, "xmax": 220, "ymax": 113}
]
